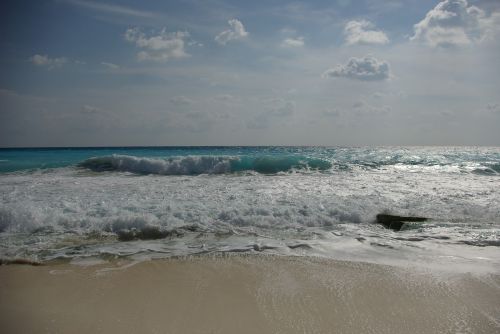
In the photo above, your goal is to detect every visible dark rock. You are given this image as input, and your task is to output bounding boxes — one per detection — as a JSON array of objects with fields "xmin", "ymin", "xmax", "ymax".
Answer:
[{"xmin": 376, "ymin": 214, "xmax": 428, "ymax": 231}]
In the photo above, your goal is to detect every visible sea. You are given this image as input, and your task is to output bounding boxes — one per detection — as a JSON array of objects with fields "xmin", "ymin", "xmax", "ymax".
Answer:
[{"xmin": 0, "ymin": 146, "xmax": 499, "ymax": 272}]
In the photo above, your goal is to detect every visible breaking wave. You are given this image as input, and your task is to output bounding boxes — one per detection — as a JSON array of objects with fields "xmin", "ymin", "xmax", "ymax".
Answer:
[{"xmin": 78, "ymin": 154, "xmax": 333, "ymax": 175}]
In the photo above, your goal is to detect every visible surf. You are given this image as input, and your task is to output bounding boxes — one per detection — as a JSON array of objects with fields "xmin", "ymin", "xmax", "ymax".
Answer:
[{"xmin": 78, "ymin": 154, "xmax": 333, "ymax": 175}]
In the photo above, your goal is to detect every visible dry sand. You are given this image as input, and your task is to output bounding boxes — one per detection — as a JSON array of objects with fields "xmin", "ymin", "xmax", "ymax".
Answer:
[{"xmin": 1, "ymin": 255, "xmax": 499, "ymax": 334}]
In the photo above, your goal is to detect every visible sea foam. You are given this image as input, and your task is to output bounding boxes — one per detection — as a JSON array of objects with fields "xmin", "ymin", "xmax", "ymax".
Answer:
[{"xmin": 1, "ymin": 147, "xmax": 499, "ymax": 272}]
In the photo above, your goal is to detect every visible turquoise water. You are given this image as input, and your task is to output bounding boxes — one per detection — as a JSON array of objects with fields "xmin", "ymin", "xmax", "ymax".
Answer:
[{"xmin": 1, "ymin": 146, "xmax": 499, "ymax": 174}]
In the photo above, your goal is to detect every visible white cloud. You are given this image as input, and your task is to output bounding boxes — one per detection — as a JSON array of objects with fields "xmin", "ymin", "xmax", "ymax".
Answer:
[
  {"xmin": 101, "ymin": 62, "xmax": 119, "ymax": 69},
  {"xmin": 125, "ymin": 27, "xmax": 189, "ymax": 62},
  {"xmin": 344, "ymin": 20, "xmax": 389, "ymax": 45},
  {"xmin": 411, "ymin": 0, "xmax": 500, "ymax": 48},
  {"xmin": 281, "ymin": 37, "xmax": 305, "ymax": 47},
  {"xmin": 215, "ymin": 19, "xmax": 248, "ymax": 45},
  {"xmin": 30, "ymin": 54, "xmax": 68, "ymax": 69},
  {"xmin": 322, "ymin": 56, "xmax": 391, "ymax": 81}
]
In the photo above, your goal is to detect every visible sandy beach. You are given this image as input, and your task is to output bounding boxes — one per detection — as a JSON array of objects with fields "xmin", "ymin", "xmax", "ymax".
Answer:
[
  {"xmin": 1, "ymin": 255, "xmax": 499, "ymax": 334},
  {"xmin": 2, "ymin": 0, "xmax": 500, "ymax": 332}
]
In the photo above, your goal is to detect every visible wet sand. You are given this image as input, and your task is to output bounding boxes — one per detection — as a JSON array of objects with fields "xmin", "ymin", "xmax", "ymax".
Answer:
[{"xmin": 1, "ymin": 255, "xmax": 499, "ymax": 334}]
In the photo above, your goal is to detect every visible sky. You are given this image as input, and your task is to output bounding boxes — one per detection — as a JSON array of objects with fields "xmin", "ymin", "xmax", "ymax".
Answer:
[{"xmin": 1, "ymin": 0, "xmax": 500, "ymax": 147}]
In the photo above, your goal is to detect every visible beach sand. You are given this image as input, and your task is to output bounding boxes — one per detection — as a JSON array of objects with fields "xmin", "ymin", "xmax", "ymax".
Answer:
[{"xmin": 1, "ymin": 255, "xmax": 499, "ymax": 334}]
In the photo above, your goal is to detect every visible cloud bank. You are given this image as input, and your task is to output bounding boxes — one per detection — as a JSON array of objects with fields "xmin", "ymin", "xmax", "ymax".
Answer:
[{"xmin": 411, "ymin": 0, "xmax": 500, "ymax": 47}]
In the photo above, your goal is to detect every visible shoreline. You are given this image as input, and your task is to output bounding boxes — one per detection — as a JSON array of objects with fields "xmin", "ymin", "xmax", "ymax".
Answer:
[{"xmin": 1, "ymin": 254, "xmax": 499, "ymax": 333}]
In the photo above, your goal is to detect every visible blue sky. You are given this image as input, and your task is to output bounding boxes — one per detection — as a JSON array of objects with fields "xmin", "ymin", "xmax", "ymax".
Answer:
[{"xmin": 1, "ymin": 0, "xmax": 499, "ymax": 146}]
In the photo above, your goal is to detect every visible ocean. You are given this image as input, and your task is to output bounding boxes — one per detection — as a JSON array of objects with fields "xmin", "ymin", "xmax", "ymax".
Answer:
[{"xmin": 0, "ymin": 146, "xmax": 499, "ymax": 272}]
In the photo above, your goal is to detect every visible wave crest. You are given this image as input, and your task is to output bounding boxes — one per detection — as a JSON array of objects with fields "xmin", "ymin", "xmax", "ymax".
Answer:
[
  {"xmin": 78, "ymin": 154, "xmax": 332, "ymax": 175},
  {"xmin": 79, "ymin": 155, "xmax": 233, "ymax": 175}
]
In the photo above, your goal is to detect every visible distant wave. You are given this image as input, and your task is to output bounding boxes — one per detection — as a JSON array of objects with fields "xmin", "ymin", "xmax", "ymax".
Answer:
[{"xmin": 78, "ymin": 154, "xmax": 333, "ymax": 175}]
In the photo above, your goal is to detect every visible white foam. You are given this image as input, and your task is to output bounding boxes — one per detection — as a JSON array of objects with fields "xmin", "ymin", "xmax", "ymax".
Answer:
[{"xmin": 0, "ymin": 165, "xmax": 499, "ymax": 272}]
